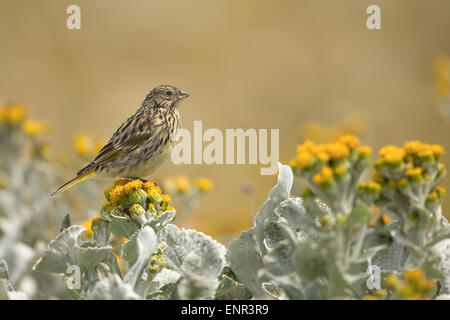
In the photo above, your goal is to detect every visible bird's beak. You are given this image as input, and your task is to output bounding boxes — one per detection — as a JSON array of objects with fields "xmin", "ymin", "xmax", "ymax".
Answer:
[{"xmin": 178, "ymin": 90, "xmax": 190, "ymax": 99}]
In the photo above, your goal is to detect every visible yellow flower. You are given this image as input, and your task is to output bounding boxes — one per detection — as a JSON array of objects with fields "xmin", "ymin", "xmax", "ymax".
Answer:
[
  {"xmin": 22, "ymin": 119, "xmax": 51, "ymax": 136},
  {"xmin": 4, "ymin": 104, "xmax": 27, "ymax": 124},
  {"xmin": 431, "ymin": 144, "xmax": 444, "ymax": 156},
  {"xmin": 295, "ymin": 152, "xmax": 314, "ymax": 168},
  {"xmin": 381, "ymin": 213, "xmax": 392, "ymax": 225},
  {"xmin": 337, "ymin": 134, "xmax": 359, "ymax": 149},
  {"xmin": 194, "ymin": 178, "xmax": 214, "ymax": 192},
  {"xmin": 325, "ymin": 143, "xmax": 349, "ymax": 160},
  {"xmin": 404, "ymin": 141, "xmax": 425, "ymax": 155},
  {"xmin": 73, "ymin": 133, "xmax": 91, "ymax": 156},
  {"xmin": 334, "ymin": 165, "xmax": 347, "ymax": 177},
  {"xmin": 361, "ymin": 295, "xmax": 379, "ymax": 300},
  {"xmin": 313, "ymin": 166, "xmax": 333, "ymax": 185},
  {"xmin": 73, "ymin": 133, "xmax": 105, "ymax": 156},
  {"xmin": 417, "ymin": 149, "xmax": 433, "ymax": 159},
  {"xmin": 385, "ymin": 274, "xmax": 397, "ymax": 287},
  {"xmin": 434, "ymin": 54, "xmax": 450, "ymax": 96},
  {"xmin": 161, "ymin": 194, "xmax": 172, "ymax": 204},
  {"xmin": 174, "ymin": 175, "xmax": 191, "ymax": 193},
  {"xmin": 109, "ymin": 180, "xmax": 144, "ymax": 206},
  {"xmin": 81, "ymin": 215, "xmax": 99, "ymax": 237},
  {"xmin": 316, "ymin": 151, "xmax": 330, "ymax": 162},
  {"xmin": 405, "ymin": 167, "xmax": 423, "ymax": 177},
  {"xmin": 367, "ymin": 182, "xmax": 381, "ymax": 191},
  {"xmin": 403, "ymin": 141, "xmax": 444, "ymax": 157},
  {"xmin": 378, "ymin": 145, "xmax": 405, "ymax": 164},
  {"xmin": 404, "ymin": 268, "xmax": 425, "ymax": 283},
  {"xmin": 436, "ymin": 186, "xmax": 446, "ymax": 197},
  {"xmin": 296, "ymin": 140, "xmax": 316, "ymax": 155},
  {"xmin": 357, "ymin": 146, "xmax": 372, "ymax": 156}
]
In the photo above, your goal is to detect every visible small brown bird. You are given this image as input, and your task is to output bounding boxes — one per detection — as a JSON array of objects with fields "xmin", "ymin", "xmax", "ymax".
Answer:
[{"xmin": 51, "ymin": 85, "xmax": 189, "ymax": 197}]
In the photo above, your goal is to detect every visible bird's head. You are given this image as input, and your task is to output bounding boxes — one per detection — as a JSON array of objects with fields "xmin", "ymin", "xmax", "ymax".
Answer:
[{"xmin": 143, "ymin": 85, "xmax": 189, "ymax": 109}]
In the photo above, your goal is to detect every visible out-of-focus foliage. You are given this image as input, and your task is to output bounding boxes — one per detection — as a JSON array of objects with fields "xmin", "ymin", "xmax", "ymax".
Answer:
[
  {"xmin": 435, "ymin": 55, "xmax": 450, "ymax": 122},
  {"xmin": 301, "ymin": 114, "xmax": 369, "ymax": 144}
]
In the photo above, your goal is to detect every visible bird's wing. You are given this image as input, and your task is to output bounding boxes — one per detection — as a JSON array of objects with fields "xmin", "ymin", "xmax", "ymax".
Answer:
[{"xmin": 80, "ymin": 111, "xmax": 166, "ymax": 173}]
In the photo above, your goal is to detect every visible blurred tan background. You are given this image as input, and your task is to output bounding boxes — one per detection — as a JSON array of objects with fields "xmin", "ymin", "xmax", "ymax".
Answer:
[{"xmin": 1, "ymin": 0, "xmax": 450, "ymax": 239}]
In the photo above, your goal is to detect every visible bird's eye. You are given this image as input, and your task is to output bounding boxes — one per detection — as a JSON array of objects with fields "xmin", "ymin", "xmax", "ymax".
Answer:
[{"xmin": 166, "ymin": 91, "xmax": 173, "ymax": 96}]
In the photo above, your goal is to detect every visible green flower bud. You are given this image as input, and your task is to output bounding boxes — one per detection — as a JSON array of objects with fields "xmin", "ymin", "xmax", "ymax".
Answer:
[
  {"xmin": 148, "ymin": 189, "xmax": 163, "ymax": 204},
  {"xmin": 148, "ymin": 250, "xmax": 166, "ymax": 274},
  {"xmin": 128, "ymin": 188, "xmax": 148, "ymax": 207},
  {"xmin": 129, "ymin": 204, "xmax": 147, "ymax": 226}
]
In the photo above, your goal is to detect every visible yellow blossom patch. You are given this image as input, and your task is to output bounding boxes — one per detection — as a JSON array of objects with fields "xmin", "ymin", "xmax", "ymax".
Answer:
[
  {"xmin": 431, "ymin": 144, "xmax": 444, "ymax": 156},
  {"xmin": 334, "ymin": 166, "xmax": 347, "ymax": 176},
  {"xmin": 296, "ymin": 140, "xmax": 316, "ymax": 155},
  {"xmin": 404, "ymin": 268, "xmax": 425, "ymax": 283},
  {"xmin": 174, "ymin": 175, "xmax": 191, "ymax": 193},
  {"xmin": 295, "ymin": 152, "xmax": 314, "ymax": 168},
  {"xmin": 357, "ymin": 146, "xmax": 372, "ymax": 156},
  {"xmin": 381, "ymin": 213, "xmax": 392, "ymax": 225},
  {"xmin": 361, "ymin": 295, "xmax": 379, "ymax": 300},
  {"xmin": 405, "ymin": 167, "xmax": 423, "ymax": 177},
  {"xmin": 337, "ymin": 134, "xmax": 359, "ymax": 149},
  {"xmin": 434, "ymin": 54, "xmax": 450, "ymax": 96},
  {"xmin": 22, "ymin": 119, "xmax": 51, "ymax": 136},
  {"xmin": 378, "ymin": 145, "xmax": 405, "ymax": 164},
  {"xmin": 194, "ymin": 177, "xmax": 214, "ymax": 192},
  {"xmin": 81, "ymin": 215, "xmax": 99, "ymax": 237},
  {"xmin": 73, "ymin": 133, "xmax": 91, "ymax": 156},
  {"xmin": 368, "ymin": 182, "xmax": 382, "ymax": 190},
  {"xmin": 436, "ymin": 186, "xmax": 446, "ymax": 197},
  {"xmin": 325, "ymin": 143, "xmax": 349, "ymax": 160},
  {"xmin": 316, "ymin": 151, "xmax": 330, "ymax": 162},
  {"xmin": 385, "ymin": 274, "xmax": 397, "ymax": 287},
  {"xmin": 161, "ymin": 194, "xmax": 172, "ymax": 204},
  {"xmin": 313, "ymin": 166, "xmax": 333, "ymax": 185},
  {"xmin": 3, "ymin": 104, "xmax": 27, "ymax": 124},
  {"xmin": 109, "ymin": 180, "xmax": 144, "ymax": 206}
]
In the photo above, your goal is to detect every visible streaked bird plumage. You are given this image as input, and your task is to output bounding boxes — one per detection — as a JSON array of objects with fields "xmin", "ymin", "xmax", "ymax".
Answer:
[{"xmin": 51, "ymin": 85, "xmax": 188, "ymax": 198}]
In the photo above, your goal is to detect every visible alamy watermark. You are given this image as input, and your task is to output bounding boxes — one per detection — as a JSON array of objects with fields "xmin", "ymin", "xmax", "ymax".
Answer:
[
  {"xmin": 171, "ymin": 121, "xmax": 279, "ymax": 175},
  {"xmin": 366, "ymin": 265, "xmax": 381, "ymax": 290}
]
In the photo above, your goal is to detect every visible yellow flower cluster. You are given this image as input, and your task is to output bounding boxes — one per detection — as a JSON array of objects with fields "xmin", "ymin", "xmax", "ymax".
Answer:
[
  {"xmin": 375, "ymin": 141, "xmax": 445, "ymax": 186},
  {"xmin": 73, "ymin": 133, "xmax": 105, "ymax": 157},
  {"xmin": 0, "ymin": 103, "xmax": 27, "ymax": 124},
  {"xmin": 378, "ymin": 145, "xmax": 406, "ymax": 164},
  {"xmin": 359, "ymin": 181, "xmax": 382, "ymax": 191},
  {"xmin": 290, "ymin": 135, "xmax": 367, "ymax": 170},
  {"xmin": 22, "ymin": 119, "xmax": 51, "ymax": 136},
  {"xmin": 104, "ymin": 179, "xmax": 173, "ymax": 217},
  {"xmin": 106, "ymin": 179, "xmax": 145, "ymax": 206},
  {"xmin": 434, "ymin": 54, "xmax": 450, "ymax": 96},
  {"xmin": 385, "ymin": 268, "xmax": 436, "ymax": 300},
  {"xmin": 1, "ymin": 103, "xmax": 51, "ymax": 137},
  {"xmin": 312, "ymin": 166, "xmax": 333, "ymax": 185}
]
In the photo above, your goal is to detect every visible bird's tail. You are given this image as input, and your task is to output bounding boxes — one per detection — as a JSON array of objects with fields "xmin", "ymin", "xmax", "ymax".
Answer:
[{"xmin": 50, "ymin": 171, "xmax": 95, "ymax": 198}]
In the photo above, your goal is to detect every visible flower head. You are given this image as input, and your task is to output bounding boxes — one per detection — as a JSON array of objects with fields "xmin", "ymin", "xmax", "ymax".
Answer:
[
  {"xmin": 22, "ymin": 119, "xmax": 51, "ymax": 136},
  {"xmin": 313, "ymin": 166, "xmax": 333, "ymax": 186},
  {"xmin": 194, "ymin": 178, "xmax": 214, "ymax": 192}
]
